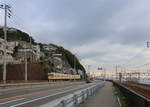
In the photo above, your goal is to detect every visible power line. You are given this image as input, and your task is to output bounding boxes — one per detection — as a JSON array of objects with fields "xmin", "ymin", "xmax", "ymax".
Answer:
[{"xmin": 122, "ymin": 48, "xmax": 147, "ymax": 67}]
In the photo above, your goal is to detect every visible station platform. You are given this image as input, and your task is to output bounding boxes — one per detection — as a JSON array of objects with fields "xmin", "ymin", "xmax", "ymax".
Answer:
[{"xmin": 80, "ymin": 82, "xmax": 120, "ymax": 107}]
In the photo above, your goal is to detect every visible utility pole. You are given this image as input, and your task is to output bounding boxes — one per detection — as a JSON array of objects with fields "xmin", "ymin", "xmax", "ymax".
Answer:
[
  {"xmin": 0, "ymin": 4, "xmax": 11, "ymax": 84},
  {"xmin": 74, "ymin": 55, "xmax": 76, "ymax": 81},
  {"xmin": 115, "ymin": 65, "xmax": 118, "ymax": 80},
  {"xmin": 147, "ymin": 41, "xmax": 150, "ymax": 48},
  {"xmin": 24, "ymin": 37, "xmax": 33, "ymax": 81},
  {"xmin": 104, "ymin": 68, "xmax": 106, "ymax": 81},
  {"xmin": 25, "ymin": 45, "xmax": 28, "ymax": 82},
  {"xmin": 98, "ymin": 66, "xmax": 102, "ymax": 79},
  {"xmin": 74, "ymin": 54, "xmax": 76, "ymax": 74}
]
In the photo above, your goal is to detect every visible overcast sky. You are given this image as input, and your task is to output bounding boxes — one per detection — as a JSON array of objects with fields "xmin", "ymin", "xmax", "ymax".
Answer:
[{"xmin": 1, "ymin": 0, "xmax": 150, "ymax": 72}]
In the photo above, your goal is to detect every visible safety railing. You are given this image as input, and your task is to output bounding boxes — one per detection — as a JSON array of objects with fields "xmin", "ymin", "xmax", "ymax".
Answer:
[{"xmin": 43, "ymin": 81, "xmax": 105, "ymax": 107}]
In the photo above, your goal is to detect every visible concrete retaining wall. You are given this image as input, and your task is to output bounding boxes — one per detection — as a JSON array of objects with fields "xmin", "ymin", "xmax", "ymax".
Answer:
[{"xmin": 0, "ymin": 63, "xmax": 49, "ymax": 81}]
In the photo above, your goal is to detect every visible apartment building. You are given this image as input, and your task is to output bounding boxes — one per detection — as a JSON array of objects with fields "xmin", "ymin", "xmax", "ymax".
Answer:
[{"xmin": 0, "ymin": 38, "xmax": 14, "ymax": 64}]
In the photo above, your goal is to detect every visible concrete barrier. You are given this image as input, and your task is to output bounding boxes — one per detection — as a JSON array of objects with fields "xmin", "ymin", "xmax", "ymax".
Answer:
[
  {"xmin": 42, "ymin": 81, "xmax": 105, "ymax": 107},
  {"xmin": 0, "ymin": 81, "xmax": 85, "ymax": 89}
]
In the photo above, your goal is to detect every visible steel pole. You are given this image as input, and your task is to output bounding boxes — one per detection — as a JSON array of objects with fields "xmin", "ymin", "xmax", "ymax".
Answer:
[
  {"xmin": 116, "ymin": 65, "xmax": 118, "ymax": 80},
  {"xmin": 3, "ymin": 5, "xmax": 7, "ymax": 84},
  {"xmin": 104, "ymin": 68, "xmax": 106, "ymax": 81},
  {"xmin": 25, "ymin": 45, "xmax": 28, "ymax": 81},
  {"xmin": 74, "ymin": 56, "xmax": 76, "ymax": 72}
]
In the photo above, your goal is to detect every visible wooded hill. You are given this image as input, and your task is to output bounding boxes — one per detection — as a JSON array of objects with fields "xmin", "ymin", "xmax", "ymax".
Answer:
[{"xmin": 0, "ymin": 28, "xmax": 35, "ymax": 43}]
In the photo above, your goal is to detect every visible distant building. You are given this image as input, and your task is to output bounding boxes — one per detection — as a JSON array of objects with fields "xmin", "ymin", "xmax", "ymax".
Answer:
[
  {"xmin": 43, "ymin": 44, "xmax": 58, "ymax": 51},
  {"xmin": 87, "ymin": 71, "xmax": 119, "ymax": 80},
  {"xmin": 0, "ymin": 38, "xmax": 14, "ymax": 64},
  {"xmin": 43, "ymin": 44, "xmax": 60, "ymax": 58},
  {"xmin": 16, "ymin": 48, "xmax": 36, "ymax": 62},
  {"xmin": 7, "ymin": 40, "xmax": 41, "ymax": 62},
  {"xmin": 7, "ymin": 41, "xmax": 19, "ymax": 51},
  {"xmin": 87, "ymin": 72, "xmax": 102, "ymax": 78}
]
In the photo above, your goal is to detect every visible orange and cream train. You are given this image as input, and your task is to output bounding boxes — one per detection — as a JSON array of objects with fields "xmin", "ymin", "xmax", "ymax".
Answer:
[{"xmin": 48, "ymin": 72, "xmax": 81, "ymax": 80}]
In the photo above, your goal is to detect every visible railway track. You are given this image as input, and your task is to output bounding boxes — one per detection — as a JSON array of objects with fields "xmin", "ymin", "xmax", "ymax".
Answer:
[{"xmin": 122, "ymin": 82, "xmax": 150, "ymax": 99}]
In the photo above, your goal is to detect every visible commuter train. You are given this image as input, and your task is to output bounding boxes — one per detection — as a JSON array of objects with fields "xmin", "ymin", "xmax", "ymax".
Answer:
[{"xmin": 48, "ymin": 72, "xmax": 81, "ymax": 80}]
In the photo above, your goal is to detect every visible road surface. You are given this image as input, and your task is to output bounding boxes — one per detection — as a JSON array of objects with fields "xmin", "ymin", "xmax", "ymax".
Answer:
[{"xmin": 0, "ymin": 82, "xmax": 96, "ymax": 107}]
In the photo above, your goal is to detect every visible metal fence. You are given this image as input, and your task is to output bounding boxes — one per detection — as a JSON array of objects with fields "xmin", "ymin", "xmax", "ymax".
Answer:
[
  {"xmin": 43, "ymin": 81, "xmax": 105, "ymax": 107},
  {"xmin": 113, "ymin": 82, "xmax": 150, "ymax": 107}
]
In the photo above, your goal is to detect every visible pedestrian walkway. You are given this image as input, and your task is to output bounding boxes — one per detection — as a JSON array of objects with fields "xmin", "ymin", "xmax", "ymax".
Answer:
[{"xmin": 80, "ymin": 82, "xmax": 120, "ymax": 107}]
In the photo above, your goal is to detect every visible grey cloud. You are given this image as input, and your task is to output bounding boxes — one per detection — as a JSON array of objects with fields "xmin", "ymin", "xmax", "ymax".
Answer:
[
  {"xmin": 5, "ymin": 0, "xmax": 149, "ymax": 48},
  {"xmin": 8, "ymin": 0, "xmax": 130, "ymax": 47},
  {"xmin": 79, "ymin": 51, "xmax": 107, "ymax": 59}
]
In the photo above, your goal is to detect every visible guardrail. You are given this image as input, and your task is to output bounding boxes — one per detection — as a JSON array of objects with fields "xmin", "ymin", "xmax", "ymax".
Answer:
[
  {"xmin": 0, "ymin": 81, "xmax": 84, "ymax": 89},
  {"xmin": 43, "ymin": 81, "xmax": 105, "ymax": 107},
  {"xmin": 113, "ymin": 82, "xmax": 150, "ymax": 107}
]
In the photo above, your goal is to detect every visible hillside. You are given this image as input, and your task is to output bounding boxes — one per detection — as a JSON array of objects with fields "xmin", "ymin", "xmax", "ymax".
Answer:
[
  {"xmin": 0, "ymin": 27, "xmax": 86, "ymax": 79},
  {"xmin": 39, "ymin": 44, "xmax": 86, "ymax": 79},
  {"xmin": 58, "ymin": 47, "xmax": 86, "ymax": 77}
]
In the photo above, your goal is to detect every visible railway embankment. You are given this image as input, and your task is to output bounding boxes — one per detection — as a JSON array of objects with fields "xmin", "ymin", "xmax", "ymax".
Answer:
[{"xmin": 113, "ymin": 81, "xmax": 150, "ymax": 107}]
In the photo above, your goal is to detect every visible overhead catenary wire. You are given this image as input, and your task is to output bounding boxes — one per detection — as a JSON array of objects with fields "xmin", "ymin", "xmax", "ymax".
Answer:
[{"xmin": 122, "ymin": 48, "xmax": 147, "ymax": 67}]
